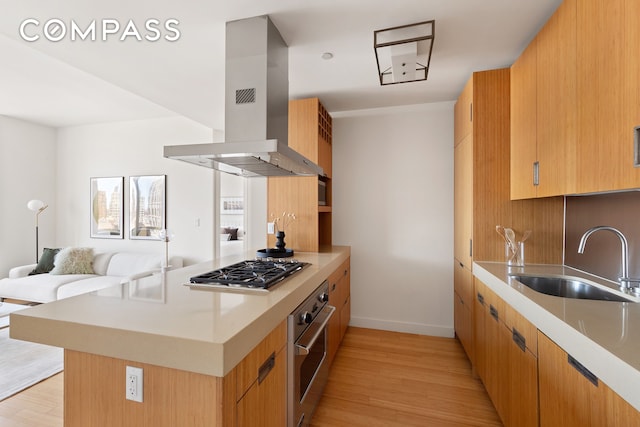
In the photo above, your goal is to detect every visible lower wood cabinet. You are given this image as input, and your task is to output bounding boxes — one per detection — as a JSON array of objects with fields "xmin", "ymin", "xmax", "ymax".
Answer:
[
  {"xmin": 472, "ymin": 279, "xmax": 640, "ymax": 426},
  {"xmin": 474, "ymin": 279, "xmax": 538, "ymax": 427},
  {"xmin": 236, "ymin": 348, "xmax": 286, "ymax": 427},
  {"xmin": 453, "ymin": 260, "xmax": 474, "ymax": 362},
  {"xmin": 64, "ymin": 320, "xmax": 287, "ymax": 427},
  {"xmin": 538, "ymin": 331, "xmax": 640, "ymax": 427},
  {"xmin": 327, "ymin": 257, "xmax": 350, "ymax": 366}
]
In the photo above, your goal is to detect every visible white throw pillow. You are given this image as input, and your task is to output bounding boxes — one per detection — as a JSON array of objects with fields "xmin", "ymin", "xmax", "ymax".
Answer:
[{"xmin": 50, "ymin": 247, "xmax": 95, "ymax": 275}]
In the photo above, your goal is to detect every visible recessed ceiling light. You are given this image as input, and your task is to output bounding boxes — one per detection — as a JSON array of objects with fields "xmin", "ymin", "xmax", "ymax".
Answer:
[{"xmin": 321, "ymin": 52, "xmax": 334, "ymax": 60}]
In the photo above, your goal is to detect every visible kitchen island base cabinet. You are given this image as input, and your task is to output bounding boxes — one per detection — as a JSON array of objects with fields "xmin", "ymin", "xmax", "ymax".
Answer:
[
  {"xmin": 538, "ymin": 331, "xmax": 640, "ymax": 427},
  {"xmin": 64, "ymin": 320, "xmax": 286, "ymax": 427}
]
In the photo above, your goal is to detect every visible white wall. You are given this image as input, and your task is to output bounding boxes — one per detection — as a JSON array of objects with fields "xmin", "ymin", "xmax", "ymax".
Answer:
[
  {"xmin": 332, "ymin": 102, "xmax": 455, "ymax": 337},
  {"xmin": 56, "ymin": 116, "xmax": 216, "ymax": 265},
  {"xmin": 0, "ymin": 116, "xmax": 57, "ymax": 277}
]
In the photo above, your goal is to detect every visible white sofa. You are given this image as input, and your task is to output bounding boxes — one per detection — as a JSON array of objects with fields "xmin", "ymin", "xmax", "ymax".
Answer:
[{"xmin": 0, "ymin": 252, "xmax": 182, "ymax": 303}]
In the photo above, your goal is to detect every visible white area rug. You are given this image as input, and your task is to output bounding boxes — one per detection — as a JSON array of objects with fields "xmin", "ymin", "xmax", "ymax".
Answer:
[
  {"xmin": 0, "ymin": 303, "xmax": 29, "ymax": 329},
  {"xmin": 0, "ymin": 327, "xmax": 63, "ymax": 401}
]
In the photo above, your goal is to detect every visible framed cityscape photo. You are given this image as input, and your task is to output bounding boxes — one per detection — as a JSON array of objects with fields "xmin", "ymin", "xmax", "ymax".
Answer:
[
  {"xmin": 129, "ymin": 175, "xmax": 166, "ymax": 240},
  {"xmin": 90, "ymin": 176, "xmax": 124, "ymax": 239}
]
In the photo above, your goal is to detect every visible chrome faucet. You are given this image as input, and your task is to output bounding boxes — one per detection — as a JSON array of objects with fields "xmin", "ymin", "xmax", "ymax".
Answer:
[{"xmin": 578, "ymin": 226, "xmax": 640, "ymax": 292}]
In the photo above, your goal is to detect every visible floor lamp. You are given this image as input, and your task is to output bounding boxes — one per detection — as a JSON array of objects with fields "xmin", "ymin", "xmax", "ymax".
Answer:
[
  {"xmin": 27, "ymin": 199, "xmax": 48, "ymax": 263},
  {"xmin": 159, "ymin": 229, "xmax": 174, "ymax": 270}
]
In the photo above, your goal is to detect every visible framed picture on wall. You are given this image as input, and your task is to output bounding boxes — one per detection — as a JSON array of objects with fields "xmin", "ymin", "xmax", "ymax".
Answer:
[
  {"xmin": 221, "ymin": 197, "xmax": 244, "ymax": 215},
  {"xmin": 129, "ymin": 175, "xmax": 166, "ymax": 240},
  {"xmin": 90, "ymin": 176, "xmax": 124, "ymax": 239}
]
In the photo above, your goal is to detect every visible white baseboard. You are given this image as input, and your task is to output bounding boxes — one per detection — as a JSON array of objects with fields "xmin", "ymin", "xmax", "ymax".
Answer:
[{"xmin": 348, "ymin": 316, "xmax": 454, "ymax": 338}]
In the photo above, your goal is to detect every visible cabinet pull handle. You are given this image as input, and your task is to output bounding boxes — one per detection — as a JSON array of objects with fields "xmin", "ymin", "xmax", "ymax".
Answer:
[
  {"xmin": 489, "ymin": 304, "xmax": 499, "ymax": 321},
  {"xmin": 469, "ymin": 103, "xmax": 473, "ymax": 122},
  {"xmin": 567, "ymin": 354, "xmax": 599, "ymax": 387},
  {"xmin": 332, "ymin": 283, "xmax": 336, "ymax": 291},
  {"xmin": 477, "ymin": 292, "xmax": 485, "ymax": 305},
  {"xmin": 634, "ymin": 126, "xmax": 640, "ymax": 167},
  {"xmin": 512, "ymin": 328, "xmax": 526, "ymax": 352},
  {"xmin": 258, "ymin": 352, "xmax": 276, "ymax": 385},
  {"xmin": 459, "ymin": 261, "xmax": 464, "ymax": 268},
  {"xmin": 533, "ymin": 161, "xmax": 540, "ymax": 186},
  {"xmin": 344, "ymin": 269, "xmax": 348, "ymax": 276},
  {"xmin": 469, "ymin": 239, "xmax": 473, "ymax": 258}
]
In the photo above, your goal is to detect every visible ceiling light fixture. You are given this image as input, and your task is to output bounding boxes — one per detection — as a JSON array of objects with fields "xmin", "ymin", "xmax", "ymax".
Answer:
[
  {"xmin": 374, "ymin": 20, "xmax": 435, "ymax": 85},
  {"xmin": 321, "ymin": 52, "xmax": 334, "ymax": 60}
]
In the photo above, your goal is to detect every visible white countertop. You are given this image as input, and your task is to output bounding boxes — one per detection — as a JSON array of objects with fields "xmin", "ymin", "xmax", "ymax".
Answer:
[
  {"xmin": 474, "ymin": 262, "xmax": 640, "ymax": 412},
  {"xmin": 10, "ymin": 247, "xmax": 350, "ymax": 377}
]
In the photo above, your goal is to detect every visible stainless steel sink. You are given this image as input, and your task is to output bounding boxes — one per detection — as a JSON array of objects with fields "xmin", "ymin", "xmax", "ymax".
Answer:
[{"xmin": 509, "ymin": 274, "xmax": 635, "ymax": 302}]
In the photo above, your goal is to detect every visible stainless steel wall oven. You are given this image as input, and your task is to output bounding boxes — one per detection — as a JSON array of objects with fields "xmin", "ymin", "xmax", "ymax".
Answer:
[{"xmin": 288, "ymin": 281, "xmax": 335, "ymax": 427}]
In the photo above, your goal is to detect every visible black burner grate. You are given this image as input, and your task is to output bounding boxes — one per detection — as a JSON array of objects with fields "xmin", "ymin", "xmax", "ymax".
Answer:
[{"xmin": 189, "ymin": 259, "xmax": 308, "ymax": 289}]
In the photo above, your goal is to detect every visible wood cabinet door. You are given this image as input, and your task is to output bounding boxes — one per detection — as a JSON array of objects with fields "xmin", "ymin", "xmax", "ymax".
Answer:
[
  {"xmin": 454, "ymin": 77, "xmax": 473, "ymax": 146},
  {"xmin": 453, "ymin": 262, "xmax": 474, "ymax": 362},
  {"xmin": 538, "ymin": 332, "xmax": 602, "ymax": 427},
  {"xmin": 237, "ymin": 348, "xmax": 286, "ymax": 427},
  {"xmin": 576, "ymin": 0, "xmax": 640, "ymax": 193},
  {"xmin": 536, "ymin": 0, "xmax": 576, "ymax": 197},
  {"xmin": 473, "ymin": 280, "xmax": 488, "ymax": 382},
  {"xmin": 505, "ymin": 328, "xmax": 538, "ymax": 427},
  {"xmin": 454, "ymin": 134, "xmax": 473, "ymax": 267},
  {"xmin": 510, "ymin": 37, "xmax": 538, "ymax": 200}
]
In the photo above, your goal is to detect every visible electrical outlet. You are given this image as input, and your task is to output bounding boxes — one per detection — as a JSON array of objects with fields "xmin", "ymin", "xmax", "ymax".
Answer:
[
  {"xmin": 126, "ymin": 366, "xmax": 143, "ymax": 402},
  {"xmin": 267, "ymin": 222, "xmax": 275, "ymax": 234}
]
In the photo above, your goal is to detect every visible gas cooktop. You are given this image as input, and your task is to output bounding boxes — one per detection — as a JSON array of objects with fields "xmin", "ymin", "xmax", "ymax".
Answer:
[{"xmin": 188, "ymin": 259, "xmax": 308, "ymax": 291}]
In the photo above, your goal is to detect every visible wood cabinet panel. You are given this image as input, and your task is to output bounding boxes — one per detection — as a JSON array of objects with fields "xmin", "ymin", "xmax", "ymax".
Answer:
[
  {"xmin": 235, "ymin": 320, "xmax": 286, "ymax": 401},
  {"xmin": 576, "ymin": 0, "xmax": 640, "ymax": 192},
  {"xmin": 538, "ymin": 331, "xmax": 640, "ymax": 426},
  {"xmin": 510, "ymin": 37, "xmax": 537, "ymax": 200},
  {"xmin": 506, "ymin": 332, "xmax": 538, "ymax": 427},
  {"xmin": 536, "ymin": 0, "xmax": 577, "ymax": 197},
  {"xmin": 327, "ymin": 258, "xmax": 350, "ymax": 367},
  {"xmin": 64, "ymin": 350, "xmax": 231, "ymax": 427},
  {"xmin": 236, "ymin": 347, "xmax": 286, "ymax": 427},
  {"xmin": 454, "ymin": 77, "xmax": 473, "ymax": 146},
  {"xmin": 453, "ymin": 261, "xmax": 474, "ymax": 362},
  {"xmin": 538, "ymin": 331, "xmax": 602, "ymax": 427},
  {"xmin": 454, "ymin": 134, "xmax": 473, "ymax": 268}
]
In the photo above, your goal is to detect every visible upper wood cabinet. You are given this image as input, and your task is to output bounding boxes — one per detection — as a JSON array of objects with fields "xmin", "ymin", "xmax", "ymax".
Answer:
[
  {"xmin": 511, "ymin": 0, "xmax": 576, "ymax": 199},
  {"xmin": 576, "ymin": 0, "xmax": 640, "ymax": 193},
  {"xmin": 289, "ymin": 97, "xmax": 332, "ymax": 178},
  {"xmin": 512, "ymin": 0, "xmax": 640, "ymax": 196},
  {"xmin": 510, "ymin": 38, "xmax": 538, "ymax": 200},
  {"xmin": 454, "ymin": 78, "xmax": 473, "ymax": 146},
  {"xmin": 267, "ymin": 98, "xmax": 333, "ymax": 251}
]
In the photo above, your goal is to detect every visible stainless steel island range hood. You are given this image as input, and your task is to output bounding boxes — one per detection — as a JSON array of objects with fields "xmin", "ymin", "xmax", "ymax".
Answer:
[{"xmin": 164, "ymin": 15, "xmax": 323, "ymax": 177}]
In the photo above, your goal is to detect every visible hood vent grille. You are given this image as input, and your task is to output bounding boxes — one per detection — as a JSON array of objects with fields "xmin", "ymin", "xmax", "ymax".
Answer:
[{"xmin": 236, "ymin": 88, "xmax": 256, "ymax": 104}]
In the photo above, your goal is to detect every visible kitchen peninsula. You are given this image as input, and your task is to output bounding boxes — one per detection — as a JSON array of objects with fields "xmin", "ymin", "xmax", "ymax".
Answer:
[{"xmin": 10, "ymin": 246, "xmax": 350, "ymax": 426}]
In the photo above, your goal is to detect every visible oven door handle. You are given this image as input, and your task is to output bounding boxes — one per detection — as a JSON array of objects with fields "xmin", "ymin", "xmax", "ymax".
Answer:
[{"xmin": 295, "ymin": 305, "xmax": 336, "ymax": 356}]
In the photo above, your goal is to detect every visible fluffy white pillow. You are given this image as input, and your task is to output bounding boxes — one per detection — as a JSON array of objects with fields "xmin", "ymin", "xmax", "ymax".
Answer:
[{"xmin": 50, "ymin": 247, "xmax": 95, "ymax": 275}]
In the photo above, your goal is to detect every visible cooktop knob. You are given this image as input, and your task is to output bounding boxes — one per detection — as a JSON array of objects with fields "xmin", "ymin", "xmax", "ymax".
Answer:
[
  {"xmin": 300, "ymin": 312, "xmax": 313, "ymax": 324},
  {"xmin": 318, "ymin": 293, "xmax": 329, "ymax": 303}
]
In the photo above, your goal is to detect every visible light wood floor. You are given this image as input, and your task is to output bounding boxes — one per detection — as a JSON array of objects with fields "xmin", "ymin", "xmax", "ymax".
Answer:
[
  {"xmin": 0, "ymin": 372, "xmax": 63, "ymax": 427},
  {"xmin": 0, "ymin": 328, "xmax": 500, "ymax": 427},
  {"xmin": 311, "ymin": 327, "xmax": 502, "ymax": 427}
]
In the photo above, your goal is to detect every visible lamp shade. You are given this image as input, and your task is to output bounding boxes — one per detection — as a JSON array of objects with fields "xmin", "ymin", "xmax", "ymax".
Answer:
[{"xmin": 27, "ymin": 199, "xmax": 46, "ymax": 211}]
